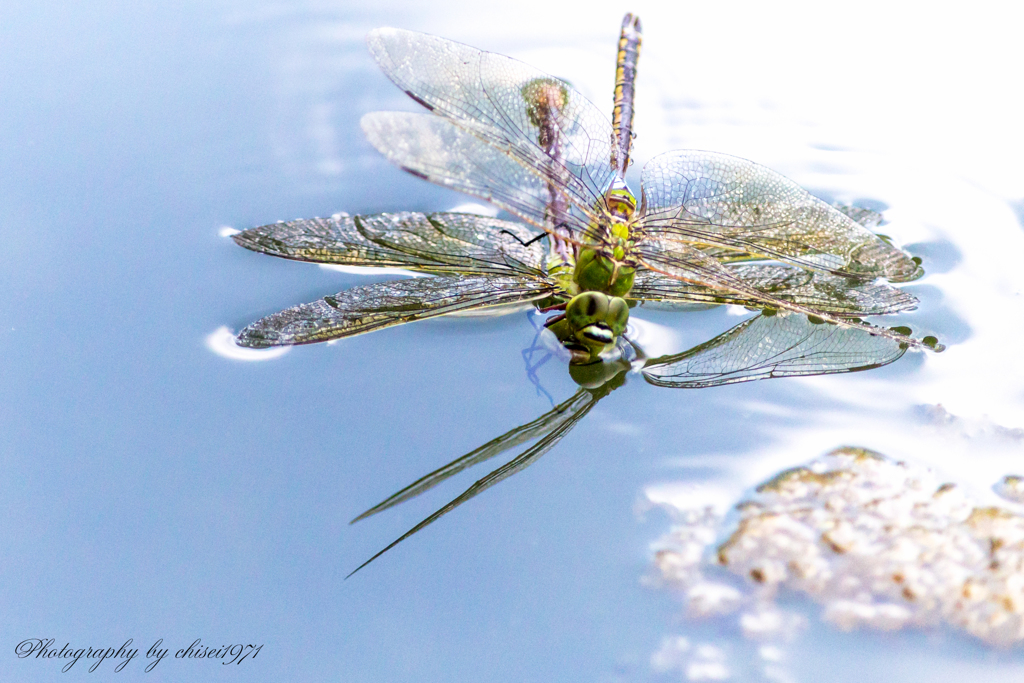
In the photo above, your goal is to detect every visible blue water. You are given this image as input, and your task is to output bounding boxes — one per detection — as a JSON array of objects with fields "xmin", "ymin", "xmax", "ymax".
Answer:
[{"xmin": 3, "ymin": 1, "xmax": 1022, "ymax": 682}]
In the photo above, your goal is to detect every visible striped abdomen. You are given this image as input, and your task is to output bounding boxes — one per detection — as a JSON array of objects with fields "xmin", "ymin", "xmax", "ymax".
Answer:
[{"xmin": 611, "ymin": 13, "xmax": 642, "ymax": 178}]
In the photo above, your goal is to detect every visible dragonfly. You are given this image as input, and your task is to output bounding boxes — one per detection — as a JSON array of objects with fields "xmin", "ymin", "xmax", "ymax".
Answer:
[
  {"xmin": 344, "ymin": 305, "xmax": 912, "ymax": 576},
  {"xmin": 233, "ymin": 14, "xmax": 943, "ymax": 364}
]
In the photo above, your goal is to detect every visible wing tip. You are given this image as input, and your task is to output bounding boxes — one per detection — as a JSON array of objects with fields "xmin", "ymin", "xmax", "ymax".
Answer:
[
  {"xmin": 231, "ymin": 228, "xmax": 264, "ymax": 253},
  {"xmin": 366, "ymin": 26, "xmax": 411, "ymax": 62},
  {"xmin": 235, "ymin": 324, "xmax": 289, "ymax": 349},
  {"xmin": 359, "ymin": 110, "xmax": 398, "ymax": 139}
]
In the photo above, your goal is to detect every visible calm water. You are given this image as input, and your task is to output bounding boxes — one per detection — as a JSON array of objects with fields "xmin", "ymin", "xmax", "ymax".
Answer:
[{"xmin": 2, "ymin": 1, "xmax": 1022, "ymax": 681}]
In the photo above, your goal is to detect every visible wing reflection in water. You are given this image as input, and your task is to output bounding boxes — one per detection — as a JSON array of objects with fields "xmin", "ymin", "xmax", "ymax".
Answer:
[{"xmin": 347, "ymin": 312, "xmax": 907, "ymax": 577}]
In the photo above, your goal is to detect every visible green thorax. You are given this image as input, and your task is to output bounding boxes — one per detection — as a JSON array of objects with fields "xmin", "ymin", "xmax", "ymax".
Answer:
[{"xmin": 571, "ymin": 180, "xmax": 637, "ymax": 298}]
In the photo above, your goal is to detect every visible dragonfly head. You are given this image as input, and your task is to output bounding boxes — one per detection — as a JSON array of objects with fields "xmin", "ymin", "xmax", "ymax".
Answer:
[{"xmin": 561, "ymin": 291, "xmax": 630, "ymax": 364}]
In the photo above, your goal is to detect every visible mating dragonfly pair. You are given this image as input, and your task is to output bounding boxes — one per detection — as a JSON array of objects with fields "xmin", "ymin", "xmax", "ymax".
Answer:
[{"xmin": 232, "ymin": 15, "xmax": 941, "ymax": 573}]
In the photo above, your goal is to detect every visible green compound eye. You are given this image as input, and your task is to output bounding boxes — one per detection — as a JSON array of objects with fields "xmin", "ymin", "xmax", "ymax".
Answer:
[
  {"xmin": 562, "ymin": 292, "xmax": 632, "ymax": 363},
  {"xmin": 566, "ymin": 291, "xmax": 609, "ymax": 330},
  {"xmin": 607, "ymin": 297, "xmax": 629, "ymax": 336}
]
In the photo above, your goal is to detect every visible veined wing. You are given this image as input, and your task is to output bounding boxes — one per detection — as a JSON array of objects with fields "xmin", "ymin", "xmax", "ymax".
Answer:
[
  {"xmin": 833, "ymin": 203, "xmax": 884, "ymax": 231},
  {"xmin": 347, "ymin": 386, "xmax": 602, "ymax": 577},
  {"xmin": 367, "ymin": 28, "xmax": 616, "ymax": 234},
  {"xmin": 635, "ymin": 239, "xmax": 940, "ymax": 350},
  {"xmin": 642, "ymin": 311, "xmax": 907, "ymax": 388},
  {"xmin": 638, "ymin": 151, "xmax": 923, "ymax": 282},
  {"xmin": 236, "ymin": 274, "xmax": 554, "ymax": 348},
  {"xmin": 233, "ymin": 212, "xmax": 546, "ymax": 277},
  {"xmin": 630, "ymin": 264, "xmax": 918, "ymax": 317},
  {"xmin": 363, "ymin": 113, "xmax": 611, "ymax": 243},
  {"xmin": 693, "ymin": 202, "xmax": 891, "ymax": 265}
]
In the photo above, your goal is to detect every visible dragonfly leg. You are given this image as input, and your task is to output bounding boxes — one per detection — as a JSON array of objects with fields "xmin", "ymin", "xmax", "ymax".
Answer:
[
  {"xmin": 543, "ymin": 312, "xmax": 566, "ymax": 325},
  {"xmin": 499, "ymin": 229, "xmax": 547, "ymax": 248}
]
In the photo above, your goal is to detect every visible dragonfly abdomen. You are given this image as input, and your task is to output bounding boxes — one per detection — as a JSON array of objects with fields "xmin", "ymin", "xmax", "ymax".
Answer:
[{"xmin": 611, "ymin": 13, "xmax": 642, "ymax": 177}]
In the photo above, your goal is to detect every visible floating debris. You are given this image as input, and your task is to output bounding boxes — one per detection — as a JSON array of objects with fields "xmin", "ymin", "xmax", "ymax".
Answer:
[
  {"xmin": 650, "ymin": 637, "xmax": 731, "ymax": 681},
  {"xmin": 651, "ymin": 446, "xmax": 1024, "ymax": 647},
  {"xmin": 995, "ymin": 476, "xmax": 1024, "ymax": 504},
  {"xmin": 915, "ymin": 404, "xmax": 1024, "ymax": 441}
]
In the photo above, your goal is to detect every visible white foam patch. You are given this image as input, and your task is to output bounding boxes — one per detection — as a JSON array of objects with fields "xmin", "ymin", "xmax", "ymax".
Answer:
[
  {"xmin": 205, "ymin": 326, "xmax": 290, "ymax": 361},
  {"xmin": 219, "ymin": 226, "xmax": 240, "ymax": 237},
  {"xmin": 650, "ymin": 447, "xmax": 1024, "ymax": 648},
  {"xmin": 644, "ymin": 482, "xmax": 735, "ymax": 516}
]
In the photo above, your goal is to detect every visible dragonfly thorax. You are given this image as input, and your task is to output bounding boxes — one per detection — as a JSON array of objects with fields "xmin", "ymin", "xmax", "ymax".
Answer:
[
  {"xmin": 572, "ymin": 247, "xmax": 635, "ymax": 298},
  {"xmin": 571, "ymin": 180, "xmax": 638, "ymax": 297}
]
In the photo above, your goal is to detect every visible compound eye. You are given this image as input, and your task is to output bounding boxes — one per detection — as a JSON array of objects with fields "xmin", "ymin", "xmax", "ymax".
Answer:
[
  {"xmin": 566, "ymin": 291, "xmax": 610, "ymax": 330},
  {"xmin": 607, "ymin": 297, "xmax": 629, "ymax": 336}
]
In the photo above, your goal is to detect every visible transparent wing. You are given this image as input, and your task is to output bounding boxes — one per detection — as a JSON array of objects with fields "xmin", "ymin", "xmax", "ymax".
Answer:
[
  {"xmin": 635, "ymin": 239, "xmax": 937, "ymax": 350},
  {"xmin": 638, "ymin": 151, "xmax": 922, "ymax": 282},
  {"xmin": 630, "ymin": 264, "xmax": 918, "ymax": 317},
  {"xmin": 833, "ymin": 203, "xmax": 884, "ymax": 231},
  {"xmin": 367, "ymin": 28, "xmax": 615, "ymax": 232},
  {"xmin": 233, "ymin": 211, "xmax": 546, "ymax": 277},
  {"xmin": 236, "ymin": 274, "xmax": 555, "ymax": 348},
  {"xmin": 363, "ymin": 112, "xmax": 585, "ymax": 235},
  {"xmin": 347, "ymin": 387, "xmax": 601, "ymax": 577},
  {"xmin": 694, "ymin": 203, "xmax": 892, "ymax": 265},
  {"xmin": 642, "ymin": 311, "xmax": 907, "ymax": 388},
  {"xmin": 362, "ymin": 112, "xmax": 605, "ymax": 241}
]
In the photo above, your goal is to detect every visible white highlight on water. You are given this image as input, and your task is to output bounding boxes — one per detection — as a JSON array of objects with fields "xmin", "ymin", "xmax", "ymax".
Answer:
[
  {"xmin": 447, "ymin": 202, "xmax": 498, "ymax": 216},
  {"xmin": 205, "ymin": 326, "xmax": 290, "ymax": 361}
]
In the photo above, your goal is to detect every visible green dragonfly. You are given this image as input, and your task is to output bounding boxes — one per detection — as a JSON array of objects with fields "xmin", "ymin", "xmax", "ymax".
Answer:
[
  {"xmin": 345, "ymin": 304, "xmax": 911, "ymax": 576},
  {"xmin": 233, "ymin": 14, "xmax": 942, "ymax": 363}
]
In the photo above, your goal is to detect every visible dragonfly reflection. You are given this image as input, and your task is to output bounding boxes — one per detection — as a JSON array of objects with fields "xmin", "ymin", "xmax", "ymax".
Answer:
[{"xmin": 347, "ymin": 309, "xmax": 908, "ymax": 576}]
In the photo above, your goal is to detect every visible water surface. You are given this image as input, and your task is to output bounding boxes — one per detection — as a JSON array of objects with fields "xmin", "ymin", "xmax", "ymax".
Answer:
[{"xmin": 2, "ymin": 1, "xmax": 1022, "ymax": 681}]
